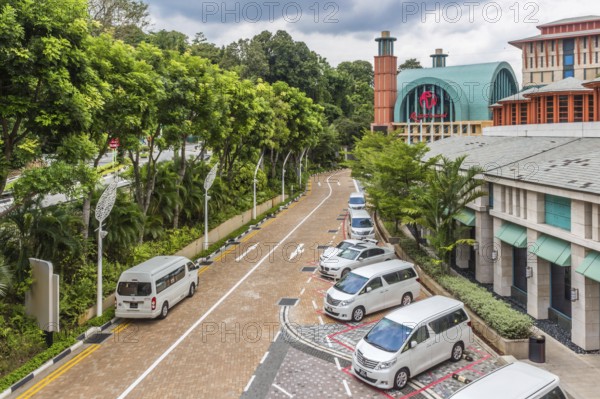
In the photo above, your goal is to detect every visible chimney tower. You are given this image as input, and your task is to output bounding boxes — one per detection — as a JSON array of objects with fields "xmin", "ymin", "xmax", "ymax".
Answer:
[{"xmin": 372, "ymin": 31, "xmax": 397, "ymax": 132}]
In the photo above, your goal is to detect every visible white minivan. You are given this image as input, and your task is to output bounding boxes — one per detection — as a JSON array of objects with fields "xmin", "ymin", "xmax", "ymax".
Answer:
[
  {"xmin": 449, "ymin": 361, "xmax": 567, "ymax": 399},
  {"xmin": 353, "ymin": 296, "xmax": 473, "ymax": 390},
  {"xmin": 348, "ymin": 192, "xmax": 366, "ymax": 210},
  {"xmin": 115, "ymin": 256, "xmax": 199, "ymax": 319},
  {"xmin": 349, "ymin": 209, "xmax": 375, "ymax": 240},
  {"xmin": 323, "ymin": 260, "xmax": 421, "ymax": 322}
]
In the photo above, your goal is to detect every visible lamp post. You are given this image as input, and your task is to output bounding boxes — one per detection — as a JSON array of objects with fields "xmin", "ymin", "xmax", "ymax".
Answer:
[
  {"xmin": 253, "ymin": 152, "xmax": 264, "ymax": 220},
  {"xmin": 204, "ymin": 162, "xmax": 219, "ymax": 250},
  {"xmin": 94, "ymin": 180, "xmax": 118, "ymax": 317},
  {"xmin": 298, "ymin": 147, "xmax": 307, "ymax": 190},
  {"xmin": 282, "ymin": 150, "xmax": 292, "ymax": 201}
]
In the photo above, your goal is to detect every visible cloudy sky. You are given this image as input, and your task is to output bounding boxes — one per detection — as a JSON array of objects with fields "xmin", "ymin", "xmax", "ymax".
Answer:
[{"xmin": 144, "ymin": 0, "xmax": 599, "ymax": 86}]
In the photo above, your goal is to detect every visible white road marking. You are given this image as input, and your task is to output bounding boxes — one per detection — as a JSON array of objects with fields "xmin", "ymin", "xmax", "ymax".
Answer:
[
  {"xmin": 337, "ymin": 181, "xmax": 341, "ymax": 186},
  {"xmin": 117, "ymin": 174, "xmax": 339, "ymax": 399},
  {"xmin": 318, "ymin": 316, "xmax": 325, "ymax": 325},
  {"xmin": 334, "ymin": 357, "xmax": 341, "ymax": 371},
  {"xmin": 288, "ymin": 243, "xmax": 305, "ymax": 261},
  {"xmin": 273, "ymin": 384, "xmax": 294, "ymax": 398},
  {"xmin": 300, "ymin": 288, "xmax": 305, "ymax": 296},
  {"xmin": 312, "ymin": 300, "xmax": 318, "ymax": 310},
  {"xmin": 260, "ymin": 351, "xmax": 269, "ymax": 364},
  {"xmin": 325, "ymin": 336, "xmax": 333, "ymax": 348},
  {"xmin": 307, "ymin": 277, "xmax": 312, "ymax": 284},
  {"xmin": 343, "ymin": 380, "xmax": 352, "ymax": 397},
  {"xmin": 318, "ymin": 182, "xmax": 322, "ymax": 187},
  {"xmin": 244, "ymin": 375, "xmax": 255, "ymax": 392},
  {"xmin": 273, "ymin": 331, "xmax": 281, "ymax": 343},
  {"xmin": 235, "ymin": 243, "xmax": 259, "ymax": 262},
  {"xmin": 353, "ymin": 179, "xmax": 360, "ymax": 192}
]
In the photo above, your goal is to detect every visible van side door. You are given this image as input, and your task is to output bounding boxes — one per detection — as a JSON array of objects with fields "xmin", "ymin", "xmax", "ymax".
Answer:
[
  {"xmin": 429, "ymin": 309, "xmax": 469, "ymax": 365},
  {"xmin": 381, "ymin": 271, "xmax": 403, "ymax": 308},
  {"xmin": 361, "ymin": 248, "xmax": 385, "ymax": 266},
  {"xmin": 360, "ymin": 277, "xmax": 387, "ymax": 313},
  {"xmin": 403, "ymin": 325, "xmax": 434, "ymax": 375}
]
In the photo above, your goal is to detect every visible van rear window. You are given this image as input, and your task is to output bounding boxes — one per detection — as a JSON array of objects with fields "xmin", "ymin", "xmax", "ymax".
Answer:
[
  {"xmin": 118, "ymin": 282, "xmax": 152, "ymax": 296},
  {"xmin": 349, "ymin": 197, "xmax": 365, "ymax": 204},
  {"xmin": 351, "ymin": 218, "xmax": 373, "ymax": 228}
]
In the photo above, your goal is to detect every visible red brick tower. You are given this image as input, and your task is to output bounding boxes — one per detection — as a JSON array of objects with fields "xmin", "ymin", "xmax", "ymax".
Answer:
[{"xmin": 372, "ymin": 31, "xmax": 398, "ymax": 132}]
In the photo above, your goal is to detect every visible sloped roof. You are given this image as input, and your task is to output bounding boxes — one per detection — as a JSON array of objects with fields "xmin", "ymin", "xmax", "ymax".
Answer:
[
  {"xmin": 524, "ymin": 77, "xmax": 592, "ymax": 95},
  {"xmin": 510, "ymin": 28, "xmax": 600, "ymax": 47},
  {"xmin": 497, "ymin": 87, "xmax": 539, "ymax": 103},
  {"xmin": 538, "ymin": 16, "xmax": 600, "ymax": 28},
  {"xmin": 394, "ymin": 62, "xmax": 518, "ymax": 122}
]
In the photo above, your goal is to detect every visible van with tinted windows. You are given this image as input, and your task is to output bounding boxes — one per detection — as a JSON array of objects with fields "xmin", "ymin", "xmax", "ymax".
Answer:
[
  {"xmin": 349, "ymin": 209, "xmax": 375, "ymax": 240},
  {"xmin": 348, "ymin": 192, "xmax": 366, "ymax": 210},
  {"xmin": 352, "ymin": 296, "xmax": 472, "ymax": 390},
  {"xmin": 449, "ymin": 361, "xmax": 567, "ymax": 399},
  {"xmin": 115, "ymin": 256, "xmax": 199, "ymax": 319},
  {"xmin": 323, "ymin": 260, "xmax": 420, "ymax": 322}
]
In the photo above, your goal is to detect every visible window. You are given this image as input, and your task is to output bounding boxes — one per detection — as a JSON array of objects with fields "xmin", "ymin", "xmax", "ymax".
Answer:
[
  {"xmin": 564, "ymin": 54, "xmax": 574, "ymax": 66},
  {"xmin": 551, "ymin": 41, "xmax": 555, "ymax": 51},
  {"xmin": 540, "ymin": 387, "xmax": 567, "ymax": 399},
  {"xmin": 399, "ymin": 268, "xmax": 417, "ymax": 281},
  {"xmin": 429, "ymin": 310, "xmax": 468, "ymax": 334},
  {"xmin": 529, "ymin": 57, "xmax": 533, "ymax": 68},
  {"xmin": 589, "ymin": 95, "xmax": 595, "ymax": 121},
  {"xmin": 411, "ymin": 326, "xmax": 430, "ymax": 345},
  {"xmin": 383, "ymin": 272, "xmax": 401, "ymax": 285},
  {"xmin": 563, "ymin": 69, "xmax": 575, "ymax": 78},
  {"xmin": 596, "ymin": 52, "xmax": 599, "ymax": 64},
  {"xmin": 519, "ymin": 103, "xmax": 528, "ymax": 124},
  {"xmin": 545, "ymin": 194, "xmax": 572, "ymax": 231},
  {"xmin": 596, "ymin": 36, "xmax": 599, "ymax": 48},
  {"xmin": 364, "ymin": 277, "xmax": 383, "ymax": 292},
  {"xmin": 558, "ymin": 95, "xmax": 569, "ymax": 122},
  {"xmin": 583, "ymin": 37, "xmax": 588, "ymax": 48},
  {"xmin": 511, "ymin": 104, "xmax": 517, "ymax": 125},
  {"xmin": 541, "ymin": 56, "xmax": 544, "ymax": 66},
  {"xmin": 530, "ymin": 42, "xmax": 534, "ymax": 52},
  {"xmin": 156, "ymin": 266, "xmax": 186, "ymax": 294},
  {"xmin": 488, "ymin": 183, "xmax": 494, "ymax": 209},
  {"xmin": 551, "ymin": 55, "xmax": 555, "ymax": 67},
  {"xmin": 117, "ymin": 282, "xmax": 152, "ymax": 296},
  {"xmin": 546, "ymin": 96, "xmax": 554, "ymax": 123},
  {"xmin": 574, "ymin": 95, "xmax": 584, "ymax": 122},
  {"xmin": 187, "ymin": 261, "xmax": 198, "ymax": 272},
  {"xmin": 366, "ymin": 248, "xmax": 385, "ymax": 258},
  {"xmin": 551, "ymin": 264, "xmax": 572, "ymax": 318}
]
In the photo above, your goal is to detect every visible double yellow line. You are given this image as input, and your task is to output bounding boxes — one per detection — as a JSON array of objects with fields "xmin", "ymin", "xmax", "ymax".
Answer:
[
  {"xmin": 112, "ymin": 322, "xmax": 130, "ymax": 335},
  {"xmin": 17, "ymin": 344, "xmax": 100, "ymax": 399}
]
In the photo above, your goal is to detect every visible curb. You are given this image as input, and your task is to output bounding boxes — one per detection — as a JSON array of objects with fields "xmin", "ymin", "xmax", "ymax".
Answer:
[{"xmin": 0, "ymin": 318, "xmax": 118, "ymax": 399}]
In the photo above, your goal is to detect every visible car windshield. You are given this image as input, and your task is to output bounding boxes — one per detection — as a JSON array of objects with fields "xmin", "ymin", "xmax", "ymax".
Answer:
[
  {"xmin": 349, "ymin": 197, "xmax": 365, "ymax": 204},
  {"xmin": 337, "ymin": 248, "xmax": 360, "ymax": 260},
  {"xmin": 336, "ymin": 241, "xmax": 355, "ymax": 250},
  {"xmin": 118, "ymin": 282, "xmax": 152, "ymax": 296},
  {"xmin": 352, "ymin": 217, "xmax": 373, "ymax": 228},
  {"xmin": 364, "ymin": 318, "xmax": 413, "ymax": 353},
  {"xmin": 334, "ymin": 273, "xmax": 368, "ymax": 295}
]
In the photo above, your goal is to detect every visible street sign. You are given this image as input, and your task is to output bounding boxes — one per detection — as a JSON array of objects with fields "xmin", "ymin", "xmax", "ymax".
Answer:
[{"xmin": 109, "ymin": 138, "xmax": 120, "ymax": 149}]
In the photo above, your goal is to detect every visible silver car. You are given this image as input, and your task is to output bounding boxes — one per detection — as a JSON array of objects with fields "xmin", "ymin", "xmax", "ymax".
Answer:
[
  {"xmin": 319, "ymin": 243, "xmax": 396, "ymax": 279},
  {"xmin": 320, "ymin": 238, "xmax": 378, "ymax": 261}
]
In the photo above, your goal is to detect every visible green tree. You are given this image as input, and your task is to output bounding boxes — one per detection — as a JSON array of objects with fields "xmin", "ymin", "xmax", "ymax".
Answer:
[
  {"xmin": 0, "ymin": 262, "xmax": 10, "ymax": 298},
  {"xmin": 398, "ymin": 58, "xmax": 423, "ymax": 73},
  {"xmin": 88, "ymin": 0, "xmax": 150, "ymax": 44},
  {"xmin": 146, "ymin": 30, "xmax": 189, "ymax": 53},
  {"xmin": 190, "ymin": 33, "xmax": 221, "ymax": 64}
]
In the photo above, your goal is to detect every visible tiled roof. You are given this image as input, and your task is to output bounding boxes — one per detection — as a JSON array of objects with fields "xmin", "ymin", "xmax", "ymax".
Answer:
[
  {"xmin": 509, "ymin": 28, "xmax": 600, "ymax": 45},
  {"xmin": 497, "ymin": 87, "xmax": 539, "ymax": 103},
  {"xmin": 538, "ymin": 16, "xmax": 600, "ymax": 28},
  {"xmin": 424, "ymin": 136, "xmax": 600, "ymax": 195},
  {"xmin": 524, "ymin": 77, "xmax": 592, "ymax": 95}
]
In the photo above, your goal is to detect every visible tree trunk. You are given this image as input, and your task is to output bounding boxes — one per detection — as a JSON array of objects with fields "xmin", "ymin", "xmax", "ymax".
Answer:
[{"xmin": 173, "ymin": 137, "xmax": 187, "ymax": 229}]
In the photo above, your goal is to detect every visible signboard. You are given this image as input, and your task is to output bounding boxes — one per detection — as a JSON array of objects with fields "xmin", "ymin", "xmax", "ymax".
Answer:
[
  {"xmin": 410, "ymin": 91, "xmax": 447, "ymax": 122},
  {"xmin": 204, "ymin": 162, "xmax": 219, "ymax": 191},
  {"xmin": 26, "ymin": 259, "xmax": 59, "ymax": 332},
  {"xmin": 109, "ymin": 138, "xmax": 120, "ymax": 149}
]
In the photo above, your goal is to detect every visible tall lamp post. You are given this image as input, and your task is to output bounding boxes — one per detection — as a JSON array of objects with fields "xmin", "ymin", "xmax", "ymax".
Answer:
[
  {"xmin": 282, "ymin": 150, "xmax": 292, "ymax": 201},
  {"xmin": 298, "ymin": 147, "xmax": 307, "ymax": 190},
  {"xmin": 253, "ymin": 152, "xmax": 264, "ymax": 220},
  {"xmin": 204, "ymin": 162, "xmax": 219, "ymax": 250},
  {"xmin": 95, "ymin": 180, "xmax": 118, "ymax": 317}
]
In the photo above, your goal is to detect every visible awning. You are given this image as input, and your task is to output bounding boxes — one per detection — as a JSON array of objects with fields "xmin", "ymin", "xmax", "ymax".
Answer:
[
  {"xmin": 576, "ymin": 251, "xmax": 600, "ymax": 283},
  {"xmin": 495, "ymin": 223, "xmax": 527, "ymax": 248},
  {"xmin": 529, "ymin": 235, "xmax": 571, "ymax": 266},
  {"xmin": 453, "ymin": 209, "xmax": 475, "ymax": 227}
]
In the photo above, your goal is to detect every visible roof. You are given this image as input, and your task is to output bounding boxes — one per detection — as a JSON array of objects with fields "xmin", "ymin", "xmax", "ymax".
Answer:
[
  {"xmin": 449, "ymin": 361, "xmax": 560, "ymax": 399},
  {"xmin": 497, "ymin": 87, "xmax": 539, "ymax": 103},
  {"xmin": 424, "ymin": 136, "xmax": 600, "ymax": 195},
  {"xmin": 353, "ymin": 259, "xmax": 415, "ymax": 278},
  {"xmin": 524, "ymin": 77, "xmax": 592, "ymax": 95},
  {"xmin": 538, "ymin": 15, "xmax": 600, "ymax": 28},
  {"xmin": 124, "ymin": 256, "xmax": 189, "ymax": 275},
  {"xmin": 509, "ymin": 28, "xmax": 600, "ymax": 46},
  {"xmin": 394, "ymin": 62, "xmax": 518, "ymax": 122},
  {"xmin": 386, "ymin": 295, "xmax": 463, "ymax": 324}
]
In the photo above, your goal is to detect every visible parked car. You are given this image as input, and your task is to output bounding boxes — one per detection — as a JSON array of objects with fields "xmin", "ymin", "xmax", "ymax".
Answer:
[
  {"xmin": 324, "ymin": 259, "xmax": 421, "ymax": 322},
  {"xmin": 449, "ymin": 361, "xmax": 567, "ymax": 399},
  {"xmin": 353, "ymin": 296, "xmax": 473, "ymax": 390},
  {"xmin": 348, "ymin": 192, "xmax": 366, "ymax": 210},
  {"xmin": 348, "ymin": 208, "xmax": 375, "ymax": 240},
  {"xmin": 319, "ymin": 242, "xmax": 396, "ymax": 279},
  {"xmin": 320, "ymin": 238, "xmax": 378, "ymax": 261}
]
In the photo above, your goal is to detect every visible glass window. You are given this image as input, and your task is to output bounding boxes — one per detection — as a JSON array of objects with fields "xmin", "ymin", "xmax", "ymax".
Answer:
[
  {"xmin": 564, "ymin": 54, "xmax": 574, "ymax": 66},
  {"xmin": 551, "ymin": 264, "xmax": 572, "ymax": 318},
  {"xmin": 338, "ymin": 248, "xmax": 360, "ymax": 260},
  {"xmin": 545, "ymin": 194, "xmax": 572, "ymax": 231},
  {"xmin": 574, "ymin": 95, "xmax": 584, "ymax": 122},
  {"xmin": 540, "ymin": 387, "xmax": 567, "ymax": 399},
  {"xmin": 364, "ymin": 318, "xmax": 413, "ymax": 353},
  {"xmin": 367, "ymin": 248, "xmax": 385, "ymax": 257},
  {"xmin": 583, "ymin": 37, "xmax": 588, "ymax": 48},
  {"xmin": 383, "ymin": 272, "xmax": 401, "ymax": 285},
  {"xmin": 519, "ymin": 103, "xmax": 528, "ymax": 125},
  {"xmin": 363, "ymin": 277, "xmax": 383, "ymax": 292},
  {"xmin": 118, "ymin": 282, "xmax": 152, "ymax": 296},
  {"xmin": 351, "ymin": 217, "xmax": 373, "ymax": 228},
  {"xmin": 187, "ymin": 261, "xmax": 198, "ymax": 272},
  {"xmin": 546, "ymin": 96, "xmax": 554, "ymax": 123},
  {"xmin": 411, "ymin": 325, "xmax": 430, "ymax": 345},
  {"xmin": 349, "ymin": 197, "xmax": 365, "ymax": 205},
  {"xmin": 558, "ymin": 95, "xmax": 569, "ymax": 122},
  {"xmin": 334, "ymin": 273, "xmax": 368, "ymax": 295},
  {"xmin": 563, "ymin": 69, "xmax": 575, "ymax": 78},
  {"xmin": 399, "ymin": 268, "xmax": 417, "ymax": 281}
]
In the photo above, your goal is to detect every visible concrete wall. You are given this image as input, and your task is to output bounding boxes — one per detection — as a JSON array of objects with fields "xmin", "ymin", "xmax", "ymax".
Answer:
[{"xmin": 484, "ymin": 121, "xmax": 600, "ymax": 137}]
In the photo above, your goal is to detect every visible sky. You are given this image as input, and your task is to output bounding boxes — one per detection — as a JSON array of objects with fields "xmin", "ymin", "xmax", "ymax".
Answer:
[{"xmin": 144, "ymin": 0, "xmax": 599, "ymax": 86}]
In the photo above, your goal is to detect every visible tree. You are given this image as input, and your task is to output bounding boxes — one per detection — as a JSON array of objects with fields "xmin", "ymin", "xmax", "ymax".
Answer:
[
  {"xmin": 88, "ymin": 0, "xmax": 150, "ymax": 43},
  {"xmin": 398, "ymin": 58, "xmax": 423, "ymax": 73},
  {"xmin": 0, "ymin": 262, "xmax": 10, "ymax": 298},
  {"xmin": 0, "ymin": 0, "xmax": 102, "ymax": 199},
  {"xmin": 411, "ymin": 156, "xmax": 485, "ymax": 268},
  {"xmin": 190, "ymin": 33, "xmax": 221, "ymax": 64},
  {"xmin": 146, "ymin": 30, "xmax": 189, "ymax": 53}
]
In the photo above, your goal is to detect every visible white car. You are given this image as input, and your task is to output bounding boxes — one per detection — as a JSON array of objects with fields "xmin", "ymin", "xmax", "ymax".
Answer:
[
  {"xmin": 319, "ymin": 242, "xmax": 396, "ymax": 279},
  {"xmin": 320, "ymin": 238, "xmax": 378, "ymax": 261}
]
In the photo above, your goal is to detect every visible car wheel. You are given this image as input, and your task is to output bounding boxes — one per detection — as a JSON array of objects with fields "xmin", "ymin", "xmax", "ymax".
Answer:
[
  {"xmin": 188, "ymin": 283, "xmax": 196, "ymax": 297},
  {"xmin": 394, "ymin": 367, "xmax": 410, "ymax": 390},
  {"xmin": 160, "ymin": 302, "xmax": 169, "ymax": 319},
  {"xmin": 401, "ymin": 293, "xmax": 413, "ymax": 306},
  {"xmin": 341, "ymin": 268, "xmax": 351, "ymax": 278},
  {"xmin": 451, "ymin": 342, "xmax": 464, "ymax": 362},
  {"xmin": 351, "ymin": 306, "xmax": 365, "ymax": 322}
]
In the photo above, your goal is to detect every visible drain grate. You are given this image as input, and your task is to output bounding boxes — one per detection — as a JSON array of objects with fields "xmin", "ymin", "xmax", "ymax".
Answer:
[
  {"xmin": 317, "ymin": 245, "xmax": 329, "ymax": 249},
  {"xmin": 84, "ymin": 333, "xmax": 111, "ymax": 344},
  {"xmin": 336, "ymin": 217, "xmax": 345, "ymax": 220},
  {"xmin": 302, "ymin": 267, "xmax": 316, "ymax": 272},
  {"xmin": 328, "ymin": 229, "xmax": 338, "ymax": 233},
  {"xmin": 278, "ymin": 298, "xmax": 299, "ymax": 307},
  {"xmin": 198, "ymin": 260, "xmax": 213, "ymax": 266}
]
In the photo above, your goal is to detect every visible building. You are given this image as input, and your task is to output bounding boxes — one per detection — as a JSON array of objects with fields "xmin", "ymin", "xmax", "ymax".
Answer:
[
  {"xmin": 371, "ymin": 31, "xmax": 519, "ymax": 143},
  {"xmin": 425, "ymin": 133, "xmax": 600, "ymax": 351},
  {"xmin": 509, "ymin": 16, "xmax": 600, "ymax": 86}
]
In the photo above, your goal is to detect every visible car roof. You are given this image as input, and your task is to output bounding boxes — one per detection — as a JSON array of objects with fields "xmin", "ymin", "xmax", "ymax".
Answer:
[
  {"xmin": 352, "ymin": 259, "xmax": 415, "ymax": 278},
  {"xmin": 349, "ymin": 192, "xmax": 365, "ymax": 198},
  {"xmin": 348, "ymin": 242, "xmax": 380, "ymax": 250},
  {"xmin": 123, "ymin": 256, "xmax": 189, "ymax": 276},
  {"xmin": 449, "ymin": 361, "xmax": 560, "ymax": 399},
  {"xmin": 385, "ymin": 296, "xmax": 464, "ymax": 324},
  {"xmin": 349, "ymin": 209, "xmax": 371, "ymax": 218}
]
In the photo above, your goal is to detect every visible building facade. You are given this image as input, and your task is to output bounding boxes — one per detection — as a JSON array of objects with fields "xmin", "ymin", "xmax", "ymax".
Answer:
[{"xmin": 510, "ymin": 16, "xmax": 600, "ymax": 87}]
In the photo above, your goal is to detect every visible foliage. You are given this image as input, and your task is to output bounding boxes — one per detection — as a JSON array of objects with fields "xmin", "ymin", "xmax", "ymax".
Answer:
[{"xmin": 398, "ymin": 58, "xmax": 423, "ymax": 73}]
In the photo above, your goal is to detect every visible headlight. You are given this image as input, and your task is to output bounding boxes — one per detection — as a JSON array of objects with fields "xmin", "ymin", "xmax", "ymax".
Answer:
[
  {"xmin": 339, "ymin": 298, "xmax": 355, "ymax": 306},
  {"xmin": 376, "ymin": 358, "xmax": 397, "ymax": 370}
]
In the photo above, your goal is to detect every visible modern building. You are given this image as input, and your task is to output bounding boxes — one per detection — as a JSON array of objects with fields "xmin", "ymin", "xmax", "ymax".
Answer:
[
  {"xmin": 425, "ymin": 133, "xmax": 600, "ymax": 351},
  {"xmin": 509, "ymin": 16, "xmax": 600, "ymax": 86},
  {"xmin": 371, "ymin": 31, "xmax": 519, "ymax": 143}
]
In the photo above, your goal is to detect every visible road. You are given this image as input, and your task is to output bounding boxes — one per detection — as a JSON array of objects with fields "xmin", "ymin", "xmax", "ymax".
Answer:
[{"xmin": 11, "ymin": 170, "xmax": 501, "ymax": 399}]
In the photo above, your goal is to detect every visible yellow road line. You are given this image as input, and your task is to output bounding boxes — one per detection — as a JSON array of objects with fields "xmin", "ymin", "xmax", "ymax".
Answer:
[
  {"xmin": 17, "ymin": 344, "xmax": 100, "ymax": 399},
  {"xmin": 197, "ymin": 266, "xmax": 210, "ymax": 277},
  {"xmin": 112, "ymin": 322, "xmax": 130, "ymax": 335}
]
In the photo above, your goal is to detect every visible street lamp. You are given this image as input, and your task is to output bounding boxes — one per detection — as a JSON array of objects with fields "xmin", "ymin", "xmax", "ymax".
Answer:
[
  {"xmin": 253, "ymin": 152, "xmax": 264, "ymax": 220},
  {"xmin": 204, "ymin": 162, "xmax": 219, "ymax": 251},
  {"xmin": 298, "ymin": 147, "xmax": 307, "ymax": 190},
  {"xmin": 94, "ymin": 180, "xmax": 118, "ymax": 317},
  {"xmin": 282, "ymin": 150, "xmax": 292, "ymax": 201}
]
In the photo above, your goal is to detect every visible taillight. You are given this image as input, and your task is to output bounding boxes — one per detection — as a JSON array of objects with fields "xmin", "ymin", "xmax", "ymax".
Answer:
[
  {"xmin": 151, "ymin": 297, "xmax": 156, "ymax": 310},
  {"xmin": 467, "ymin": 321, "xmax": 472, "ymax": 328},
  {"xmin": 416, "ymin": 278, "xmax": 421, "ymax": 283}
]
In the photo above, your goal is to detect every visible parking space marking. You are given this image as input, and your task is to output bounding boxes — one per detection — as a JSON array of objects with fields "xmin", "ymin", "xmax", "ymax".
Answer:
[
  {"xmin": 300, "ymin": 288, "xmax": 305, "ymax": 296},
  {"xmin": 260, "ymin": 351, "xmax": 269, "ymax": 364},
  {"xmin": 244, "ymin": 375, "xmax": 255, "ymax": 392},
  {"xmin": 273, "ymin": 383, "xmax": 294, "ymax": 398},
  {"xmin": 343, "ymin": 380, "xmax": 352, "ymax": 397},
  {"xmin": 312, "ymin": 300, "xmax": 317, "ymax": 310},
  {"xmin": 273, "ymin": 331, "xmax": 281, "ymax": 343},
  {"xmin": 306, "ymin": 277, "xmax": 312, "ymax": 284},
  {"xmin": 318, "ymin": 316, "xmax": 325, "ymax": 325},
  {"xmin": 235, "ymin": 243, "xmax": 259, "ymax": 262},
  {"xmin": 334, "ymin": 357, "xmax": 342, "ymax": 371}
]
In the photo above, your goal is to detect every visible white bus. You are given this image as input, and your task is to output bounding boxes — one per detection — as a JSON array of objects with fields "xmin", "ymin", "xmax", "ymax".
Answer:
[{"xmin": 115, "ymin": 256, "xmax": 199, "ymax": 319}]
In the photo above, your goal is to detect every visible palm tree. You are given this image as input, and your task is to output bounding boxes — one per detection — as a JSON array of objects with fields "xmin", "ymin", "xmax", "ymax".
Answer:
[
  {"xmin": 0, "ymin": 263, "xmax": 11, "ymax": 298},
  {"xmin": 412, "ymin": 155, "xmax": 485, "ymax": 269}
]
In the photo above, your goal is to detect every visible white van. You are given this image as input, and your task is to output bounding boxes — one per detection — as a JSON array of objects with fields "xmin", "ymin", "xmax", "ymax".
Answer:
[
  {"xmin": 449, "ymin": 361, "xmax": 567, "ymax": 399},
  {"xmin": 349, "ymin": 209, "xmax": 375, "ymax": 240},
  {"xmin": 115, "ymin": 256, "xmax": 199, "ymax": 319},
  {"xmin": 323, "ymin": 260, "xmax": 420, "ymax": 322},
  {"xmin": 353, "ymin": 296, "xmax": 473, "ymax": 390},
  {"xmin": 348, "ymin": 192, "xmax": 366, "ymax": 210}
]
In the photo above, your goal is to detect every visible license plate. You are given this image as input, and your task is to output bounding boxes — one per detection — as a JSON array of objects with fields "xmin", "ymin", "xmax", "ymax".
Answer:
[
  {"xmin": 130, "ymin": 302, "xmax": 138, "ymax": 309},
  {"xmin": 356, "ymin": 368, "xmax": 368, "ymax": 378}
]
